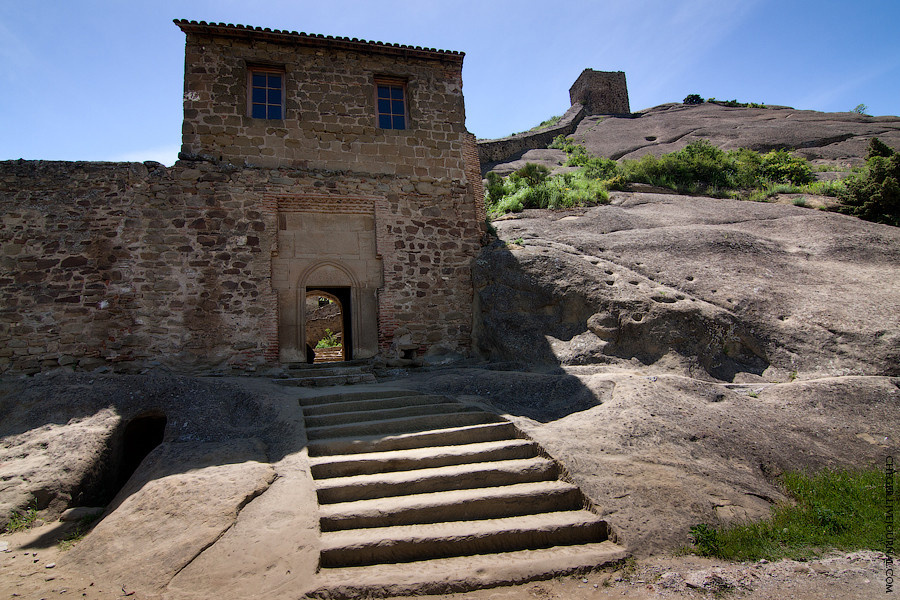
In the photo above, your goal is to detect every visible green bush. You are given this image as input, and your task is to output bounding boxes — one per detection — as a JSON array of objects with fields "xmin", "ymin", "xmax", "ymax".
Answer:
[
  {"xmin": 868, "ymin": 136, "xmax": 894, "ymax": 158},
  {"xmin": 514, "ymin": 162, "xmax": 550, "ymax": 186},
  {"xmin": 5, "ymin": 502, "xmax": 38, "ymax": 533},
  {"xmin": 839, "ymin": 138, "xmax": 900, "ymax": 226},
  {"xmin": 529, "ymin": 115, "xmax": 561, "ymax": 131},
  {"xmin": 548, "ymin": 134, "xmax": 569, "ymax": 150},
  {"xmin": 683, "ymin": 94, "xmax": 704, "ymax": 105},
  {"xmin": 620, "ymin": 140, "xmax": 738, "ymax": 191},
  {"xmin": 760, "ymin": 149, "xmax": 814, "ymax": 185},
  {"xmin": 582, "ymin": 156, "xmax": 619, "ymax": 180},
  {"xmin": 315, "ymin": 328, "xmax": 341, "ymax": 349},
  {"xmin": 485, "ymin": 163, "xmax": 609, "ymax": 217},
  {"xmin": 487, "ymin": 138, "xmax": 837, "ymax": 218},
  {"xmin": 549, "ymin": 135, "xmax": 584, "ymax": 155}
]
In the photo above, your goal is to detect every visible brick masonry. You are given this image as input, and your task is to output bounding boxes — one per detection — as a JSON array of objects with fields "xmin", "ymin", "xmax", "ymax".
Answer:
[{"xmin": 0, "ymin": 21, "xmax": 485, "ymax": 374}]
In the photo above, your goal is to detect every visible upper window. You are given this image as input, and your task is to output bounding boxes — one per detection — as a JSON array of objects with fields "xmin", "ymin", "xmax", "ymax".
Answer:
[
  {"xmin": 249, "ymin": 68, "xmax": 283, "ymax": 119},
  {"xmin": 376, "ymin": 79, "xmax": 407, "ymax": 130}
]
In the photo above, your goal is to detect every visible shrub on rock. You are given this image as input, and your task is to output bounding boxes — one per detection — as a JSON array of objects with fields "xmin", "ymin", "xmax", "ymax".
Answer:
[{"xmin": 839, "ymin": 138, "xmax": 900, "ymax": 227}]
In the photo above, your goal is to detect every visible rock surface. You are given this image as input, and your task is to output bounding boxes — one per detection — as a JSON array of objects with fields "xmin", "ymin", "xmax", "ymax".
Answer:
[
  {"xmin": 577, "ymin": 103, "xmax": 900, "ymax": 163},
  {"xmin": 0, "ymin": 373, "xmax": 321, "ymax": 598},
  {"xmin": 477, "ymin": 193, "xmax": 900, "ymax": 381}
]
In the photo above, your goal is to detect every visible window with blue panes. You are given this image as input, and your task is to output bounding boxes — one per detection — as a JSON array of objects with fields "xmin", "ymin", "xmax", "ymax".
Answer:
[
  {"xmin": 376, "ymin": 80, "xmax": 406, "ymax": 130},
  {"xmin": 250, "ymin": 69, "xmax": 283, "ymax": 119}
]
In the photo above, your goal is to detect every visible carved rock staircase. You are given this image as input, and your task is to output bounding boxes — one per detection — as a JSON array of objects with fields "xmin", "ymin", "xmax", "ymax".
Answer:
[{"xmin": 301, "ymin": 389, "xmax": 626, "ymax": 598}]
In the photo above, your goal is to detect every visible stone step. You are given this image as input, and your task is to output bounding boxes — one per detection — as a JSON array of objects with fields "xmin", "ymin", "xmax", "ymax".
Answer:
[
  {"xmin": 309, "ymin": 439, "xmax": 539, "ymax": 479},
  {"xmin": 299, "ymin": 389, "xmax": 420, "ymax": 407},
  {"xmin": 282, "ymin": 365, "xmax": 371, "ymax": 378},
  {"xmin": 284, "ymin": 359, "xmax": 371, "ymax": 370},
  {"xmin": 306, "ymin": 541, "xmax": 627, "ymax": 599},
  {"xmin": 303, "ymin": 401, "xmax": 476, "ymax": 429},
  {"xmin": 319, "ymin": 510, "xmax": 610, "ymax": 568},
  {"xmin": 305, "ymin": 409, "xmax": 501, "ymax": 441},
  {"xmin": 306, "ymin": 421, "xmax": 520, "ymax": 457},
  {"xmin": 302, "ymin": 394, "xmax": 447, "ymax": 417},
  {"xmin": 319, "ymin": 480, "xmax": 584, "ymax": 531},
  {"xmin": 315, "ymin": 457, "xmax": 558, "ymax": 504},
  {"xmin": 276, "ymin": 373, "xmax": 377, "ymax": 387}
]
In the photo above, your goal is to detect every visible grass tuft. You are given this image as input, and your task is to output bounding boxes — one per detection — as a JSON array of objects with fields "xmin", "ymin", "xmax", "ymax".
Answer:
[
  {"xmin": 5, "ymin": 502, "xmax": 38, "ymax": 533},
  {"xmin": 688, "ymin": 468, "xmax": 891, "ymax": 561}
]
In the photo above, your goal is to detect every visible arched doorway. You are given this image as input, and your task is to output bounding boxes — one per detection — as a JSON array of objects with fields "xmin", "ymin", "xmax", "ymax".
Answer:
[{"xmin": 305, "ymin": 287, "xmax": 353, "ymax": 362}]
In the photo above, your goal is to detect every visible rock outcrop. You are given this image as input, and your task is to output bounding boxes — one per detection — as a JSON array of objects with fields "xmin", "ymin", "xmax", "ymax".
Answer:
[
  {"xmin": 476, "ymin": 193, "xmax": 900, "ymax": 382},
  {"xmin": 490, "ymin": 102, "xmax": 900, "ymax": 175}
]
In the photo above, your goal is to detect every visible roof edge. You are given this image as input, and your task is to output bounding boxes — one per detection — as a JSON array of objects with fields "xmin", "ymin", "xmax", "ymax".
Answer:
[{"xmin": 174, "ymin": 19, "xmax": 465, "ymax": 62}]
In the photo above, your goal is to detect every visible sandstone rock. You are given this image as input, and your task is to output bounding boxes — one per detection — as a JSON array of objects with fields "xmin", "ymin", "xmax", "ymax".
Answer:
[
  {"xmin": 573, "ymin": 103, "xmax": 900, "ymax": 164},
  {"xmin": 0, "ymin": 373, "xmax": 295, "ymax": 528},
  {"xmin": 0, "ymin": 373, "xmax": 320, "ymax": 598},
  {"xmin": 60, "ymin": 440, "xmax": 276, "ymax": 593},
  {"xmin": 478, "ymin": 193, "xmax": 900, "ymax": 381},
  {"xmin": 59, "ymin": 507, "xmax": 105, "ymax": 522}
]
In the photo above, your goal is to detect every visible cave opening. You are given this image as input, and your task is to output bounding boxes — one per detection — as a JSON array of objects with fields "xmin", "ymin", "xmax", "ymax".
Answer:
[{"xmin": 116, "ymin": 414, "xmax": 167, "ymax": 491}]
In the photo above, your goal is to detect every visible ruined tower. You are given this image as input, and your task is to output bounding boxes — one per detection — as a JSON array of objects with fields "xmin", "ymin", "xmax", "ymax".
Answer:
[{"xmin": 568, "ymin": 69, "xmax": 630, "ymax": 115}]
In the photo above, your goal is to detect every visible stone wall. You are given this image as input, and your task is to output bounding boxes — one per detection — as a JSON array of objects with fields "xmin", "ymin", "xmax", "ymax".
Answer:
[
  {"xmin": 476, "ymin": 104, "xmax": 585, "ymax": 171},
  {"xmin": 0, "ymin": 158, "xmax": 482, "ymax": 374},
  {"xmin": 305, "ymin": 301, "xmax": 342, "ymax": 348},
  {"xmin": 462, "ymin": 132, "xmax": 486, "ymax": 224},
  {"xmin": 0, "ymin": 160, "xmax": 276, "ymax": 374}
]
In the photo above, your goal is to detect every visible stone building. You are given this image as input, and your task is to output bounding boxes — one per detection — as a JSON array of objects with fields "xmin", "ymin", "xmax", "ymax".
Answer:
[{"xmin": 0, "ymin": 20, "xmax": 485, "ymax": 373}]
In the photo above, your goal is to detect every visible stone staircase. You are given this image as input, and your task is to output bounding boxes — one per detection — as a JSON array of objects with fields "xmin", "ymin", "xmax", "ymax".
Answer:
[
  {"xmin": 275, "ymin": 360, "xmax": 376, "ymax": 387},
  {"xmin": 301, "ymin": 389, "xmax": 626, "ymax": 598}
]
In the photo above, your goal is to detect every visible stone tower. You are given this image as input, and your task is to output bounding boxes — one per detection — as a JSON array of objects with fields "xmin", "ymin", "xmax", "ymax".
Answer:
[{"xmin": 568, "ymin": 69, "xmax": 630, "ymax": 115}]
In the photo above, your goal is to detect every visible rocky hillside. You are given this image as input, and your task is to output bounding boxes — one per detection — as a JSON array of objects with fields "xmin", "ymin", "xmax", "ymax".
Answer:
[
  {"xmin": 490, "ymin": 102, "xmax": 900, "ymax": 175},
  {"xmin": 478, "ymin": 102, "xmax": 900, "ymax": 380}
]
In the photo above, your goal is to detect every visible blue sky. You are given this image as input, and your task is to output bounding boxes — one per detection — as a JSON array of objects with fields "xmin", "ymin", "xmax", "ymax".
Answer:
[{"xmin": 2, "ymin": 0, "xmax": 899, "ymax": 165}]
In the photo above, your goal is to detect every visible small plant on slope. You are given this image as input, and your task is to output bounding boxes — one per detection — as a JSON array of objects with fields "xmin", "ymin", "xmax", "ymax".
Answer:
[{"xmin": 5, "ymin": 501, "xmax": 38, "ymax": 533}]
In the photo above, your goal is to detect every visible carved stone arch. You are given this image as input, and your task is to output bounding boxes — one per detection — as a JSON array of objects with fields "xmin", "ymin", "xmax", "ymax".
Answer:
[{"xmin": 298, "ymin": 260, "xmax": 359, "ymax": 290}]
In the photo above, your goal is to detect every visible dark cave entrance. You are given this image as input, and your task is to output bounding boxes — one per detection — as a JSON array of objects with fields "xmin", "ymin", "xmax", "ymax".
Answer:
[{"xmin": 116, "ymin": 413, "xmax": 167, "ymax": 491}]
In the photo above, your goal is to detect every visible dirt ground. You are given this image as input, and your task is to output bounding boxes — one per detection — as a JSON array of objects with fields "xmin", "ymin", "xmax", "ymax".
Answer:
[{"xmin": 0, "ymin": 520, "xmax": 891, "ymax": 599}]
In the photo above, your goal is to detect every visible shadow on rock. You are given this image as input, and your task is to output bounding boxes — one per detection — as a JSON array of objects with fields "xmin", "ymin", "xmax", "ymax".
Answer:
[{"xmin": 473, "ymin": 240, "xmax": 769, "ymax": 382}]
